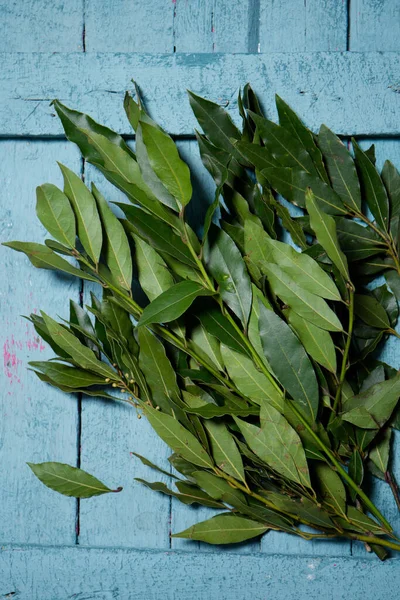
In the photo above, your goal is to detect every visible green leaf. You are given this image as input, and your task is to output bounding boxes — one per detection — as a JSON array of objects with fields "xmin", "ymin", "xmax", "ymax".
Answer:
[
  {"xmin": 142, "ymin": 403, "xmax": 213, "ymax": 469},
  {"xmin": 263, "ymin": 263, "xmax": 343, "ymax": 332},
  {"xmin": 182, "ymin": 402, "xmax": 258, "ymax": 419},
  {"xmin": 348, "ymin": 450, "xmax": 364, "ymax": 502},
  {"xmin": 138, "ymin": 327, "xmax": 180, "ymax": 413},
  {"xmin": 353, "ymin": 139, "xmax": 389, "ymax": 231},
  {"xmin": 354, "ymin": 294, "xmax": 390, "ymax": 329},
  {"xmin": 342, "ymin": 373, "xmax": 400, "ymax": 429},
  {"xmin": 198, "ymin": 306, "xmax": 251, "ymax": 356},
  {"xmin": 220, "ymin": 344, "xmax": 283, "ymax": 412},
  {"xmin": 287, "ymin": 310, "xmax": 337, "ymax": 373},
  {"xmin": 41, "ymin": 312, "xmax": 116, "ymax": 380},
  {"xmin": 172, "ymin": 513, "xmax": 269, "ymax": 544},
  {"xmin": 188, "ymin": 91, "xmax": 245, "ymax": 164},
  {"xmin": 306, "ymin": 189, "xmax": 349, "ymax": 279},
  {"xmin": 234, "ymin": 141, "xmax": 279, "ymax": 170},
  {"xmin": 369, "ymin": 429, "xmax": 391, "ymax": 474},
  {"xmin": 131, "ymin": 452, "xmax": 179, "ymax": 479},
  {"xmin": 135, "ymin": 479, "xmax": 223, "ymax": 508},
  {"xmin": 263, "ymin": 491, "xmax": 334, "ymax": 528},
  {"xmin": 249, "ymin": 112, "xmax": 317, "ymax": 175},
  {"xmin": 2, "ymin": 241, "xmax": 98, "ymax": 283},
  {"xmin": 313, "ymin": 463, "xmax": 346, "ymax": 516},
  {"xmin": 36, "ymin": 184, "xmax": 76, "ymax": 248},
  {"xmin": 135, "ymin": 123, "xmax": 179, "ymax": 212},
  {"xmin": 271, "ymin": 198, "xmax": 307, "ymax": 249},
  {"xmin": 318, "ymin": 125, "xmax": 361, "ymax": 211},
  {"xmin": 275, "ymin": 95, "xmax": 329, "ymax": 183},
  {"xmin": 138, "ymin": 281, "xmax": 214, "ymax": 327},
  {"xmin": 133, "ymin": 235, "xmax": 175, "ymax": 301},
  {"xmin": 118, "ymin": 204, "xmax": 197, "ymax": 267},
  {"xmin": 140, "ymin": 121, "xmax": 192, "ymax": 209},
  {"xmin": 258, "ymin": 302, "xmax": 319, "ymax": 422},
  {"xmin": 58, "ymin": 163, "xmax": 102, "ymax": 263},
  {"xmin": 191, "ymin": 471, "xmax": 245, "ymax": 505},
  {"xmin": 205, "ymin": 227, "xmax": 252, "ymax": 326},
  {"xmin": 91, "ymin": 184, "xmax": 132, "ymax": 290},
  {"xmin": 191, "ymin": 323, "xmax": 224, "ymax": 371},
  {"xmin": 203, "ymin": 420, "xmax": 245, "ymax": 483},
  {"xmin": 29, "ymin": 361, "xmax": 106, "ymax": 388},
  {"xmin": 28, "ymin": 462, "xmax": 120, "ymax": 498},
  {"xmin": 337, "ymin": 218, "xmax": 384, "ymax": 262},
  {"xmin": 235, "ymin": 406, "xmax": 311, "ymax": 488},
  {"xmin": 382, "ymin": 160, "xmax": 400, "ymax": 219}
]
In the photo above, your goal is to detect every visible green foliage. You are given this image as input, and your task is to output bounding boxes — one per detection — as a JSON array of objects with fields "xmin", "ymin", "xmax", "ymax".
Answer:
[{"xmin": 5, "ymin": 87, "xmax": 400, "ymax": 558}]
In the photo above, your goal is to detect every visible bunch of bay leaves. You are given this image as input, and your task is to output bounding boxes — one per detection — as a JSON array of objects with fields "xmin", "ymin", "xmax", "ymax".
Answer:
[{"xmin": 5, "ymin": 84, "xmax": 400, "ymax": 559}]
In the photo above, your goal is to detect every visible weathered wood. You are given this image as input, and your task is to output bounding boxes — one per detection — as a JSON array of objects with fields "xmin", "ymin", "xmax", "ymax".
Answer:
[
  {"xmin": 174, "ymin": 0, "xmax": 256, "ymax": 52},
  {"xmin": 2, "ymin": 52, "xmax": 400, "ymax": 137},
  {"xmin": 350, "ymin": 0, "xmax": 400, "ymax": 51},
  {"xmin": 0, "ymin": 0, "xmax": 84, "ymax": 52},
  {"xmin": 0, "ymin": 141, "xmax": 81, "ymax": 544},
  {"xmin": 259, "ymin": 0, "xmax": 347, "ymax": 51},
  {"xmin": 1, "ymin": 544, "xmax": 400, "ymax": 599}
]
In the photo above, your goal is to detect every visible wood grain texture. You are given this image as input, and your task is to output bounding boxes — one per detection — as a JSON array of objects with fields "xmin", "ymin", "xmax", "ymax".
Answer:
[
  {"xmin": 0, "ymin": 0, "xmax": 84, "ymax": 52},
  {"xmin": 174, "ymin": 0, "xmax": 255, "ymax": 52},
  {"xmin": 350, "ymin": 0, "xmax": 400, "ymax": 50},
  {"xmin": 0, "ymin": 141, "xmax": 81, "ymax": 544},
  {"xmin": 1, "ymin": 544, "xmax": 399, "ymax": 600},
  {"xmin": 2, "ymin": 52, "xmax": 400, "ymax": 137},
  {"xmin": 85, "ymin": 0, "xmax": 174, "ymax": 52},
  {"xmin": 259, "ymin": 0, "xmax": 347, "ymax": 51}
]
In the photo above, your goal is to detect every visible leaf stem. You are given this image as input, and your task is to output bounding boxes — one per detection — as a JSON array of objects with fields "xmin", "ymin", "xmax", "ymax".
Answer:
[
  {"xmin": 288, "ymin": 401, "xmax": 393, "ymax": 533},
  {"xmin": 332, "ymin": 285, "xmax": 355, "ymax": 414}
]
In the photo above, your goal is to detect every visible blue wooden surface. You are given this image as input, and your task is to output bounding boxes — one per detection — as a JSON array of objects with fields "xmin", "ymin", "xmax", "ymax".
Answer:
[{"xmin": 1, "ymin": 1, "xmax": 400, "ymax": 598}]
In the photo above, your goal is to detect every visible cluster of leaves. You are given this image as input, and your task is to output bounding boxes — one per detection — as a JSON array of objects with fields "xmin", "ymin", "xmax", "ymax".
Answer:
[{"xmin": 5, "ymin": 84, "xmax": 400, "ymax": 558}]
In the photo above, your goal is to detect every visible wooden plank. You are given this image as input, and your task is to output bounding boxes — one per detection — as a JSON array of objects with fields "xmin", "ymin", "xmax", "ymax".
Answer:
[
  {"xmin": 0, "ymin": 0, "xmax": 84, "ymax": 52},
  {"xmin": 0, "ymin": 141, "xmax": 81, "ymax": 544},
  {"xmin": 350, "ymin": 0, "xmax": 400, "ymax": 51},
  {"xmin": 174, "ymin": 0, "xmax": 255, "ymax": 52},
  {"xmin": 1, "ymin": 544, "xmax": 399, "ymax": 599},
  {"xmin": 259, "ymin": 0, "xmax": 347, "ymax": 51},
  {"xmin": 2, "ymin": 52, "xmax": 400, "ymax": 137},
  {"xmin": 84, "ymin": 0, "xmax": 174, "ymax": 52},
  {"xmin": 76, "ymin": 163, "xmax": 171, "ymax": 548}
]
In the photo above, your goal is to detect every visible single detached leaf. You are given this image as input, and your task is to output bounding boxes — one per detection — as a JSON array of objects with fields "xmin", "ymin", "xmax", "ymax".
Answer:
[
  {"xmin": 235, "ymin": 407, "xmax": 311, "ymax": 488},
  {"xmin": 287, "ymin": 311, "xmax": 337, "ymax": 373},
  {"xmin": 353, "ymin": 139, "xmax": 389, "ymax": 230},
  {"xmin": 318, "ymin": 125, "xmax": 361, "ymax": 211},
  {"xmin": 354, "ymin": 294, "xmax": 390, "ymax": 329},
  {"xmin": 220, "ymin": 344, "xmax": 283, "ymax": 412},
  {"xmin": 172, "ymin": 513, "xmax": 268, "ymax": 544},
  {"xmin": 140, "ymin": 121, "xmax": 192, "ymax": 208},
  {"xmin": 205, "ymin": 226, "xmax": 252, "ymax": 326},
  {"xmin": 28, "ymin": 462, "xmax": 120, "ymax": 498},
  {"xmin": 142, "ymin": 403, "xmax": 213, "ymax": 469},
  {"xmin": 41, "ymin": 312, "xmax": 116, "ymax": 380},
  {"xmin": 92, "ymin": 184, "xmax": 132, "ymax": 290},
  {"xmin": 306, "ymin": 189, "xmax": 349, "ymax": 279},
  {"xmin": 36, "ymin": 184, "xmax": 76, "ymax": 248},
  {"xmin": 258, "ymin": 302, "xmax": 319, "ymax": 421},
  {"xmin": 263, "ymin": 263, "xmax": 342, "ymax": 332},
  {"xmin": 138, "ymin": 281, "xmax": 214, "ymax": 327},
  {"xmin": 59, "ymin": 164, "xmax": 102, "ymax": 263},
  {"xmin": 203, "ymin": 420, "xmax": 245, "ymax": 483},
  {"xmin": 2, "ymin": 242, "xmax": 98, "ymax": 283}
]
